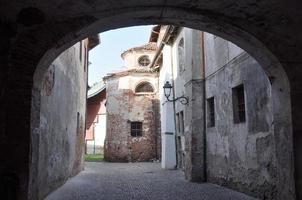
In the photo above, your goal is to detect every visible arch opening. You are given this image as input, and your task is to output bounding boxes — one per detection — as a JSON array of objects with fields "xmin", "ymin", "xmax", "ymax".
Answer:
[
  {"xmin": 25, "ymin": 7, "xmax": 294, "ymax": 200},
  {"xmin": 135, "ymin": 82, "xmax": 154, "ymax": 93}
]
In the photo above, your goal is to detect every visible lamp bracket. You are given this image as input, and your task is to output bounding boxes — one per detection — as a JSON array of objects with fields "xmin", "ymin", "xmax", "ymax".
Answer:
[{"xmin": 165, "ymin": 95, "xmax": 189, "ymax": 105}]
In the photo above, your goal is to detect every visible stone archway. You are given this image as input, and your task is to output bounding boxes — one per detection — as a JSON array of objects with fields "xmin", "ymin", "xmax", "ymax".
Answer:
[{"xmin": 0, "ymin": 1, "xmax": 301, "ymax": 200}]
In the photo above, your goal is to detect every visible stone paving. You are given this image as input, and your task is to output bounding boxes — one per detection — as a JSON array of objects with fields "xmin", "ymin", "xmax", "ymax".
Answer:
[{"xmin": 45, "ymin": 162, "xmax": 258, "ymax": 200}]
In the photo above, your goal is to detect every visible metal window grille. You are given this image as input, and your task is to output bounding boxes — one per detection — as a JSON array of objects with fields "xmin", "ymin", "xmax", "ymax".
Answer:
[
  {"xmin": 131, "ymin": 122, "xmax": 142, "ymax": 137},
  {"xmin": 232, "ymin": 84, "xmax": 246, "ymax": 123}
]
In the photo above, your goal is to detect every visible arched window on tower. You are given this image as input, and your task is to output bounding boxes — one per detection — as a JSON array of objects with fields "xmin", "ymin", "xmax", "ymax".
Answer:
[{"xmin": 135, "ymin": 82, "xmax": 154, "ymax": 93}]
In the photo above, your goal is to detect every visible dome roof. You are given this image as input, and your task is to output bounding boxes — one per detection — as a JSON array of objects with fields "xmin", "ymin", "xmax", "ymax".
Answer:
[{"xmin": 121, "ymin": 42, "xmax": 157, "ymax": 58}]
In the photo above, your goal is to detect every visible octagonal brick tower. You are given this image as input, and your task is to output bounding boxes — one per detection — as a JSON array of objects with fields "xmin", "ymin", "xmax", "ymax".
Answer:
[{"xmin": 103, "ymin": 42, "xmax": 161, "ymax": 162}]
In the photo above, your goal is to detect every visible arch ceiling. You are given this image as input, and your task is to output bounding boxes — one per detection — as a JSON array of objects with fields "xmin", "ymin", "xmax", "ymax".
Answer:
[{"xmin": 0, "ymin": 1, "xmax": 302, "ymax": 200}]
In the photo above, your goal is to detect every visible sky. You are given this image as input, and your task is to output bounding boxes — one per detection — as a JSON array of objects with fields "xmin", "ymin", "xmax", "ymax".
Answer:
[{"xmin": 88, "ymin": 25, "xmax": 153, "ymax": 86}]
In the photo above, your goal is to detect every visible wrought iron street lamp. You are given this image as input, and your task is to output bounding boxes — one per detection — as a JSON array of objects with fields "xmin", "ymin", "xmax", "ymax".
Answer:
[{"xmin": 163, "ymin": 81, "xmax": 189, "ymax": 105}]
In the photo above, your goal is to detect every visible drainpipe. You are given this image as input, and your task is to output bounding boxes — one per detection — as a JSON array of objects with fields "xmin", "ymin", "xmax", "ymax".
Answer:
[
  {"xmin": 93, "ymin": 124, "xmax": 96, "ymax": 155},
  {"xmin": 201, "ymin": 32, "xmax": 207, "ymax": 181},
  {"xmin": 170, "ymin": 44, "xmax": 178, "ymax": 169},
  {"xmin": 155, "ymin": 71, "xmax": 160, "ymax": 160},
  {"xmin": 85, "ymin": 40, "xmax": 89, "ymax": 156}
]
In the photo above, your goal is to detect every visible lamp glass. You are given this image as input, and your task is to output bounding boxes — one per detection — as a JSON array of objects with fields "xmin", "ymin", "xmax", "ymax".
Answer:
[{"xmin": 163, "ymin": 81, "xmax": 172, "ymax": 98}]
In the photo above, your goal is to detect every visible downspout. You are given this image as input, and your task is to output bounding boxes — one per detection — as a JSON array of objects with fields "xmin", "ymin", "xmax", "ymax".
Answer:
[
  {"xmin": 85, "ymin": 40, "xmax": 89, "ymax": 156},
  {"xmin": 170, "ymin": 43, "xmax": 178, "ymax": 169},
  {"xmin": 155, "ymin": 70, "xmax": 160, "ymax": 160},
  {"xmin": 93, "ymin": 125, "xmax": 96, "ymax": 154},
  {"xmin": 201, "ymin": 32, "xmax": 207, "ymax": 181}
]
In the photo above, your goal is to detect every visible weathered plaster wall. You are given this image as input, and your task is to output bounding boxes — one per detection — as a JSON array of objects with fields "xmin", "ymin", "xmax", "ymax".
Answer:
[
  {"xmin": 158, "ymin": 26, "xmax": 294, "ymax": 198},
  {"xmin": 204, "ymin": 34, "xmax": 281, "ymax": 199},
  {"xmin": 104, "ymin": 73, "xmax": 160, "ymax": 162},
  {"xmin": 171, "ymin": 28, "xmax": 205, "ymax": 181},
  {"xmin": 159, "ymin": 27, "xmax": 205, "ymax": 178},
  {"xmin": 32, "ymin": 41, "xmax": 87, "ymax": 199}
]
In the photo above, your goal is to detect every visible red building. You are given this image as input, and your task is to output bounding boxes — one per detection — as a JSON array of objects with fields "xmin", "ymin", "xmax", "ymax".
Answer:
[{"xmin": 85, "ymin": 82, "xmax": 106, "ymax": 154}]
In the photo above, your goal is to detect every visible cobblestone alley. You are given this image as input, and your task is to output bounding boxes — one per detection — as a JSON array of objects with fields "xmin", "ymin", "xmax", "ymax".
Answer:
[{"xmin": 45, "ymin": 162, "xmax": 257, "ymax": 200}]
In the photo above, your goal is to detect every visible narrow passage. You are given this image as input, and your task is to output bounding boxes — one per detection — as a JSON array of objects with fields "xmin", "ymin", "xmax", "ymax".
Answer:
[{"xmin": 45, "ymin": 162, "xmax": 257, "ymax": 200}]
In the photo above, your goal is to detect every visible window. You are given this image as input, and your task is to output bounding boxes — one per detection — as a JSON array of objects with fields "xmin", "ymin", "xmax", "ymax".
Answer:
[
  {"xmin": 207, "ymin": 97, "xmax": 215, "ymax": 127},
  {"xmin": 178, "ymin": 38, "xmax": 185, "ymax": 73},
  {"xmin": 232, "ymin": 84, "xmax": 246, "ymax": 123},
  {"xmin": 180, "ymin": 111, "xmax": 184, "ymax": 134},
  {"xmin": 176, "ymin": 111, "xmax": 184, "ymax": 135},
  {"xmin": 135, "ymin": 82, "xmax": 154, "ymax": 93},
  {"xmin": 138, "ymin": 55, "xmax": 150, "ymax": 67},
  {"xmin": 131, "ymin": 122, "xmax": 142, "ymax": 137},
  {"xmin": 176, "ymin": 113, "xmax": 180, "ymax": 133}
]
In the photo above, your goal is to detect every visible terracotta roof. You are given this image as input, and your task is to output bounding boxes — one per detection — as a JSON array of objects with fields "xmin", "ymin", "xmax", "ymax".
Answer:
[{"xmin": 121, "ymin": 42, "xmax": 157, "ymax": 58}]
